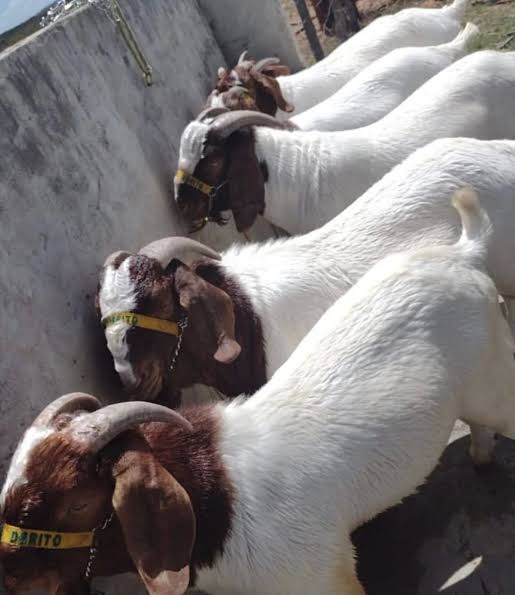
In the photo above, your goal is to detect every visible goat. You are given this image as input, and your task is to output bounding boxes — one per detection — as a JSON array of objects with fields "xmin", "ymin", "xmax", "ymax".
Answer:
[
  {"xmin": 3, "ymin": 191, "xmax": 515, "ymax": 595},
  {"xmin": 208, "ymin": 0, "xmax": 468, "ymax": 117},
  {"xmin": 100, "ymin": 137, "xmax": 515, "ymax": 405},
  {"xmin": 176, "ymin": 50, "xmax": 515, "ymax": 235},
  {"xmin": 292, "ymin": 23, "xmax": 478, "ymax": 132}
]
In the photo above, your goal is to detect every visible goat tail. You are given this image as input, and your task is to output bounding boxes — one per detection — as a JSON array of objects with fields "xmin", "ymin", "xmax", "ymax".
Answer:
[
  {"xmin": 449, "ymin": 22, "xmax": 480, "ymax": 49},
  {"xmin": 452, "ymin": 187, "xmax": 491, "ymax": 264},
  {"xmin": 442, "ymin": 0, "xmax": 467, "ymax": 20}
]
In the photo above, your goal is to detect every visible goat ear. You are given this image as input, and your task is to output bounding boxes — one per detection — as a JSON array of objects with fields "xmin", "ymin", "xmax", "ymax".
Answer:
[
  {"xmin": 226, "ymin": 132, "xmax": 265, "ymax": 233},
  {"xmin": 174, "ymin": 265, "xmax": 241, "ymax": 364},
  {"xmin": 112, "ymin": 448, "xmax": 195, "ymax": 595},
  {"xmin": 249, "ymin": 68, "xmax": 294, "ymax": 114}
]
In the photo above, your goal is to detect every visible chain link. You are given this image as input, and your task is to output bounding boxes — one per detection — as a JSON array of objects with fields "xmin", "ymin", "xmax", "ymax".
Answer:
[
  {"xmin": 84, "ymin": 512, "xmax": 114, "ymax": 582},
  {"xmin": 40, "ymin": 0, "xmax": 153, "ymax": 85},
  {"xmin": 169, "ymin": 318, "xmax": 188, "ymax": 373}
]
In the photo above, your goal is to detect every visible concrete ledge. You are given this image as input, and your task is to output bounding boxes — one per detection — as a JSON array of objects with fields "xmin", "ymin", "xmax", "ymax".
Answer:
[{"xmin": 0, "ymin": 0, "xmax": 266, "ymax": 480}]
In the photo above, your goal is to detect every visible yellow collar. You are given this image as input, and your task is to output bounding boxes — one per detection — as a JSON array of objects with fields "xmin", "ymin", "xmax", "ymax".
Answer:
[
  {"xmin": 175, "ymin": 168, "xmax": 214, "ymax": 198},
  {"xmin": 102, "ymin": 311, "xmax": 180, "ymax": 336},
  {"xmin": 1, "ymin": 523, "xmax": 93, "ymax": 550}
]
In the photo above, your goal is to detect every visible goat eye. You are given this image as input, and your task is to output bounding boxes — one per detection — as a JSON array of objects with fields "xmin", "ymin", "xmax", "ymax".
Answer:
[{"xmin": 69, "ymin": 503, "xmax": 87, "ymax": 513}]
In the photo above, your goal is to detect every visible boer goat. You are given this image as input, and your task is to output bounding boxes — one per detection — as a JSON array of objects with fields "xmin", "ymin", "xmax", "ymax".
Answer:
[
  {"xmin": 208, "ymin": 0, "xmax": 468, "ymax": 117},
  {"xmin": 176, "ymin": 51, "xmax": 515, "ymax": 235},
  {"xmin": 292, "ymin": 23, "xmax": 478, "ymax": 132},
  {"xmin": 3, "ymin": 191, "xmax": 515, "ymax": 595},
  {"xmin": 100, "ymin": 137, "xmax": 515, "ymax": 405}
]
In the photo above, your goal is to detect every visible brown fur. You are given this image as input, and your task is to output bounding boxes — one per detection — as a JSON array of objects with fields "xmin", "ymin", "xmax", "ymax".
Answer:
[
  {"xmin": 0, "ymin": 407, "xmax": 233, "ymax": 593},
  {"xmin": 98, "ymin": 251, "xmax": 267, "ymax": 406},
  {"xmin": 212, "ymin": 61, "xmax": 292, "ymax": 116},
  {"xmin": 175, "ymin": 129, "xmax": 267, "ymax": 232}
]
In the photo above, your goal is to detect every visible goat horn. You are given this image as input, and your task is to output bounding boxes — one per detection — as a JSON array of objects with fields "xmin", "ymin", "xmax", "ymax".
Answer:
[
  {"xmin": 34, "ymin": 393, "xmax": 101, "ymax": 428},
  {"xmin": 139, "ymin": 237, "xmax": 221, "ymax": 268},
  {"xmin": 196, "ymin": 106, "xmax": 230, "ymax": 122},
  {"xmin": 254, "ymin": 57, "xmax": 281, "ymax": 71},
  {"xmin": 208, "ymin": 109, "xmax": 289, "ymax": 139},
  {"xmin": 237, "ymin": 50, "xmax": 249, "ymax": 64},
  {"xmin": 103, "ymin": 250, "xmax": 130, "ymax": 268},
  {"xmin": 69, "ymin": 401, "xmax": 193, "ymax": 453}
]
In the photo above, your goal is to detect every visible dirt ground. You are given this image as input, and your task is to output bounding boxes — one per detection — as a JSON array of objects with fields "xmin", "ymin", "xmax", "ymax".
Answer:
[{"xmin": 282, "ymin": 0, "xmax": 515, "ymax": 64}]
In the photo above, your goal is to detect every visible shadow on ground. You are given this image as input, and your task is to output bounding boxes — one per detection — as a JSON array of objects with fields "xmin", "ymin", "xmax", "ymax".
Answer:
[{"xmin": 354, "ymin": 433, "xmax": 515, "ymax": 595}]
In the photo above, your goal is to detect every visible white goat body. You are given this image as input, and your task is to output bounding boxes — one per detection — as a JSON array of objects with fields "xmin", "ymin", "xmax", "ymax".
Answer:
[
  {"xmin": 292, "ymin": 23, "xmax": 478, "ymax": 132},
  {"xmin": 251, "ymin": 50, "xmax": 515, "ymax": 234},
  {"xmin": 196, "ymin": 192, "xmax": 515, "ymax": 595},
  {"xmin": 221, "ymin": 137, "xmax": 515, "ymax": 377},
  {"xmin": 275, "ymin": 0, "xmax": 467, "ymax": 117}
]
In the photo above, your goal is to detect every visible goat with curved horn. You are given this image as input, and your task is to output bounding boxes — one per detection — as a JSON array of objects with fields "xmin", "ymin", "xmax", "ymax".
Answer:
[
  {"xmin": 103, "ymin": 250, "xmax": 130, "ymax": 268},
  {"xmin": 139, "ymin": 237, "xmax": 221, "ymax": 269},
  {"xmin": 208, "ymin": 109, "xmax": 290, "ymax": 140},
  {"xmin": 69, "ymin": 401, "xmax": 192, "ymax": 453},
  {"xmin": 238, "ymin": 50, "xmax": 249, "ymax": 64},
  {"xmin": 34, "ymin": 393, "xmax": 101, "ymax": 428},
  {"xmin": 254, "ymin": 57, "xmax": 281, "ymax": 72},
  {"xmin": 196, "ymin": 106, "xmax": 230, "ymax": 123}
]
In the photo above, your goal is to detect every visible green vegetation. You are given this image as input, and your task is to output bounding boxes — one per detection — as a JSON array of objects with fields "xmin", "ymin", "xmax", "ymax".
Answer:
[
  {"xmin": 466, "ymin": 0, "xmax": 515, "ymax": 50},
  {"xmin": 0, "ymin": 9, "xmax": 47, "ymax": 54}
]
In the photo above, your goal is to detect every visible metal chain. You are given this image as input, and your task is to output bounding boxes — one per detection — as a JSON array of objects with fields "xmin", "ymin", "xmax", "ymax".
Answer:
[
  {"xmin": 110, "ymin": 0, "xmax": 153, "ymax": 86},
  {"xmin": 84, "ymin": 512, "xmax": 115, "ymax": 581},
  {"xmin": 41, "ymin": 0, "xmax": 153, "ymax": 86},
  {"xmin": 169, "ymin": 318, "xmax": 188, "ymax": 373}
]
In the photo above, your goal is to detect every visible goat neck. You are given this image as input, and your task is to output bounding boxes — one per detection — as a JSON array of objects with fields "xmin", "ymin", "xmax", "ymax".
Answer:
[{"xmin": 252, "ymin": 126, "xmax": 393, "ymax": 235}]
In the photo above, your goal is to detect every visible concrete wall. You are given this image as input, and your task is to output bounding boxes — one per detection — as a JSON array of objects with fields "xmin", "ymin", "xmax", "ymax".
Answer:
[
  {"xmin": 0, "ymin": 2, "xmax": 279, "ymax": 592},
  {"xmin": 198, "ymin": 0, "xmax": 304, "ymax": 71}
]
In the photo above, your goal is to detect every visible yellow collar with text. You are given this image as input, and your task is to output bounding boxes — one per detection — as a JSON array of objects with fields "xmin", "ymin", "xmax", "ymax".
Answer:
[
  {"xmin": 102, "ymin": 311, "xmax": 180, "ymax": 336},
  {"xmin": 175, "ymin": 169, "xmax": 214, "ymax": 197},
  {"xmin": 1, "ymin": 523, "xmax": 94, "ymax": 549}
]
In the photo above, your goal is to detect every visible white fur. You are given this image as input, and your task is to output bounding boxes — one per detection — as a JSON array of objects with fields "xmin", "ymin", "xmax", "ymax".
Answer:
[
  {"xmin": 195, "ymin": 194, "xmax": 515, "ymax": 595},
  {"xmin": 219, "ymin": 137, "xmax": 515, "ymax": 378},
  {"xmin": 98, "ymin": 258, "xmax": 138, "ymax": 387},
  {"xmin": 275, "ymin": 0, "xmax": 468, "ymax": 117},
  {"xmin": 292, "ymin": 23, "xmax": 478, "ymax": 132},
  {"xmin": 209, "ymin": 93, "xmax": 227, "ymax": 109},
  {"xmin": 0, "ymin": 427, "xmax": 52, "ymax": 507},
  {"xmin": 212, "ymin": 50, "xmax": 515, "ymax": 235}
]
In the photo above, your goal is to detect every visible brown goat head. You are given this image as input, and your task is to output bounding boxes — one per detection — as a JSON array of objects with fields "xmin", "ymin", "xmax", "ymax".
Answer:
[
  {"xmin": 174, "ymin": 110, "xmax": 288, "ymax": 233},
  {"xmin": 0, "ymin": 394, "xmax": 195, "ymax": 595},
  {"xmin": 96, "ymin": 239, "xmax": 242, "ymax": 404},
  {"xmin": 210, "ymin": 56, "xmax": 292, "ymax": 116}
]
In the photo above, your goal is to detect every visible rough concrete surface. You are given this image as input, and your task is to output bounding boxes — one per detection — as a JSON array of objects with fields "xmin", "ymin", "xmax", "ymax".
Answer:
[
  {"xmin": 354, "ymin": 423, "xmax": 515, "ymax": 595},
  {"xmin": 0, "ymin": 0, "xmax": 279, "ymax": 455},
  {"xmin": 0, "ymin": 0, "xmax": 231, "ymax": 473},
  {"xmin": 198, "ymin": 0, "xmax": 304, "ymax": 71},
  {"xmin": 0, "ymin": 1, "xmax": 276, "ymax": 592}
]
